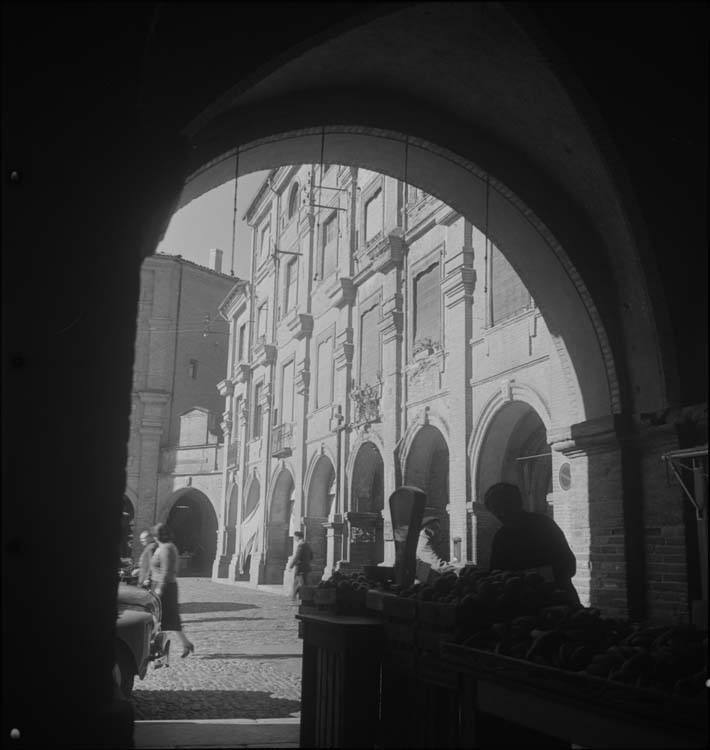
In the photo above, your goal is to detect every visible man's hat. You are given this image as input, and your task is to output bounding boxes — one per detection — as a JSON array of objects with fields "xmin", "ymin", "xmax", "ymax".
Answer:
[{"xmin": 421, "ymin": 515, "xmax": 440, "ymax": 527}]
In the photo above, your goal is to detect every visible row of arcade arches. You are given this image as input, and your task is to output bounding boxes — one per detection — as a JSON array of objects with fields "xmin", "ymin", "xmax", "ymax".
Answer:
[{"xmin": 220, "ymin": 390, "xmax": 554, "ymax": 586}]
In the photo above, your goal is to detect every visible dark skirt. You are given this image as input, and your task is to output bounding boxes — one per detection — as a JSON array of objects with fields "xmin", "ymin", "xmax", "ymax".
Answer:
[{"xmin": 157, "ymin": 581, "xmax": 182, "ymax": 631}]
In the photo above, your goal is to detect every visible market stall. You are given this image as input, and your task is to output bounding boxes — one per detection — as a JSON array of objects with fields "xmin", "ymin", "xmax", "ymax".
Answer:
[{"xmin": 296, "ymin": 487, "xmax": 708, "ymax": 748}]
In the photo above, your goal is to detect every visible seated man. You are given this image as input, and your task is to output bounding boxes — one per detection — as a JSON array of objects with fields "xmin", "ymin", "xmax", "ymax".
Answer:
[{"xmin": 484, "ymin": 482, "xmax": 580, "ymax": 604}]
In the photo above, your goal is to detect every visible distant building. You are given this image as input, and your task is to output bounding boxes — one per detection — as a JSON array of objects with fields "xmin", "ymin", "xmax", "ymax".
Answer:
[
  {"xmin": 213, "ymin": 165, "xmax": 574, "ymax": 598},
  {"xmin": 124, "ymin": 251, "xmax": 238, "ymax": 574}
]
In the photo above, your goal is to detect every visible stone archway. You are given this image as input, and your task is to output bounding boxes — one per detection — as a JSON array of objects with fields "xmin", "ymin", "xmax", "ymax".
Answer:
[
  {"xmin": 265, "ymin": 469, "xmax": 295, "ymax": 584},
  {"xmin": 239, "ymin": 477, "xmax": 261, "ymax": 579},
  {"xmin": 349, "ymin": 441, "xmax": 385, "ymax": 566},
  {"xmin": 403, "ymin": 425, "xmax": 450, "ymax": 561},
  {"xmin": 165, "ymin": 489, "xmax": 219, "ymax": 576},
  {"xmin": 305, "ymin": 454, "xmax": 336, "ymax": 581},
  {"xmin": 473, "ymin": 401, "xmax": 551, "ymax": 569}
]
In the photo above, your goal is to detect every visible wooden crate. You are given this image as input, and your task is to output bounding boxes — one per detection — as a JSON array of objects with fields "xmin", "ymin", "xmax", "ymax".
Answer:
[
  {"xmin": 313, "ymin": 588, "xmax": 337, "ymax": 611},
  {"xmin": 382, "ymin": 594, "xmax": 418, "ymax": 621},
  {"xmin": 365, "ymin": 589, "xmax": 396, "ymax": 613},
  {"xmin": 417, "ymin": 601, "xmax": 457, "ymax": 628}
]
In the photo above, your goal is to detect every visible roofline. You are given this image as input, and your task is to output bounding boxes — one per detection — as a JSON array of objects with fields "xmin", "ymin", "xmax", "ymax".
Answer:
[
  {"xmin": 149, "ymin": 252, "xmax": 239, "ymax": 282},
  {"xmin": 243, "ymin": 167, "xmax": 280, "ymax": 223}
]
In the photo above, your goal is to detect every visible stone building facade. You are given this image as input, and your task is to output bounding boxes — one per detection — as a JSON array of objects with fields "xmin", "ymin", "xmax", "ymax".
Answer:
[
  {"xmin": 125, "ymin": 251, "xmax": 236, "ymax": 572},
  {"xmin": 213, "ymin": 164, "xmax": 585, "ymax": 601}
]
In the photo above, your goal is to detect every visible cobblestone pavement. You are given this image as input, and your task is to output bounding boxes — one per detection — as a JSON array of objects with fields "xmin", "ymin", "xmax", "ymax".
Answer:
[{"xmin": 132, "ymin": 578, "xmax": 302, "ymax": 721}]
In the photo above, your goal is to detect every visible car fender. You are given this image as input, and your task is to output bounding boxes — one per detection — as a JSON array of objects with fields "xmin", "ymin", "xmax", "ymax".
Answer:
[{"xmin": 115, "ymin": 609, "xmax": 153, "ymax": 679}]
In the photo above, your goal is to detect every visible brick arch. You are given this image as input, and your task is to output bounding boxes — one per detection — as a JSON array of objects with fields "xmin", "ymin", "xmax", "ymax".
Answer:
[
  {"xmin": 346, "ymin": 429, "xmax": 386, "ymax": 489},
  {"xmin": 398, "ymin": 407, "xmax": 451, "ymax": 483},
  {"xmin": 243, "ymin": 473, "xmax": 261, "ymax": 521},
  {"xmin": 180, "ymin": 127, "xmax": 623, "ymax": 423},
  {"xmin": 161, "ymin": 487, "xmax": 219, "ymax": 575},
  {"xmin": 264, "ymin": 467, "xmax": 295, "ymax": 584},
  {"xmin": 469, "ymin": 380, "xmax": 554, "ymax": 502}
]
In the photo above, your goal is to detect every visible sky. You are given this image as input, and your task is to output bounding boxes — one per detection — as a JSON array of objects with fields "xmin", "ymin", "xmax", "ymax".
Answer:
[{"xmin": 156, "ymin": 170, "xmax": 269, "ymax": 279}]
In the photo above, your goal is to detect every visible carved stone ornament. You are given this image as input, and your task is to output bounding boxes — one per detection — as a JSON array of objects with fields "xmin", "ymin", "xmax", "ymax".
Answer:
[
  {"xmin": 350, "ymin": 526, "xmax": 376, "ymax": 544},
  {"xmin": 350, "ymin": 381, "xmax": 382, "ymax": 425}
]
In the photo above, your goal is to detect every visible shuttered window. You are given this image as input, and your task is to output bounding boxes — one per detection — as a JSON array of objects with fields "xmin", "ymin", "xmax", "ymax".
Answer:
[
  {"xmin": 288, "ymin": 183, "xmax": 299, "ymax": 218},
  {"xmin": 365, "ymin": 189, "xmax": 383, "ymax": 242},
  {"xmin": 257, "ymin": 302, "xmax": 268, "ymax": 339},
  {"xmin": 316, "ymin": 337, "xmax": 333, "ymax": 408},
  {"xmin": 253, "ymin": 383, "xmax": 263, "ymax": 439},
  {"xmin": 359, "ymin": 306, "xmax": 380, "ymax": 387},
  {"xmin": 414, "ymin": 263, "xmax": 441, "ymax": 345},
  {"xmin": 281, "ymin": 360, "xmax": 295, "ymax": 424},
  {"xmin": 322, "ymin": 213, "xmax": 338, "ymax": 277},
  {"xmin": 284, "ymin": 259, "xmax": 298, "ymax": 314},
  {"xmin": 490, "ymin": 245, "xmax": 531, "ymax": 324},
  {"xmin": 238, "ymin": 323, "xmax": 246, "ymax": 361},
  {"xmin": 260, "ymin": 221, "xmax": 271, "ymax": 258}
]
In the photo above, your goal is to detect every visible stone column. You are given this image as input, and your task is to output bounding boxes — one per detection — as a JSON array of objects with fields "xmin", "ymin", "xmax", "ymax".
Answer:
[
  {"xmin": 441, "ymin": 227, "xmax": 475, "ymax": 561},
  {"xmin": 213, "ymin": 379, "xmax": 234, "ymax": 579},
  {"xmin": 322, "ymin": 518, "xmax": 344, "ymax": 580},
  {"xmin": 227, "ymin": 400, "xmax": 249, "ymax": 580},
  {"xmin": 250, "ymin": 381, "xmax": 273, "ymax": 585}
]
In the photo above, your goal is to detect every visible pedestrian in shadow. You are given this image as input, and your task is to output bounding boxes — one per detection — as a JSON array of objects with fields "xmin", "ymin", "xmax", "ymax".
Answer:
[
  {"xmin": 289, "ymin": 530, "xmax": 313, "ymax": 602},
  {"xmin": 151, "ymin": 522, "xmax": 195, "ymax": 657}
]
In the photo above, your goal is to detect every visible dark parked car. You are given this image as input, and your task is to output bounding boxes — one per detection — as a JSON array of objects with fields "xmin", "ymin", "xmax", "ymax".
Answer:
[{"xmin": 114, "ymin": 582, "xmax": 170, "ymax": 696}]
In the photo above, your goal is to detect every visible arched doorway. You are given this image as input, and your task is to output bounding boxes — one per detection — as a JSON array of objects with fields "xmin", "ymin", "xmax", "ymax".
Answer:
[
  {"xmin": 120, "ymin": 496, "xmax": 134, "ymax": 560},
  {"xmin": 474, "ymin": 402, "xmax": 551, "ymax": 568},
  {"xmin": 239, "ymin": 478, "xmax": 261, "ymax": 579},
  {"xmin": 306, "ymin": 455, "xmax": 336, "ymax": 581},
  {"xmin": 403, "ymin": 425, "xmax": 450, "ymax": 560},
  {"xmin": 165, "ymin": 489, "xmax": 218, "ymax": 576},
  {"xmin": 265, "ymin": 469, "xmax": 295, "ymax": 584},
  {"xmin": 349, "ymin": 441, "xmax": 385, "ymax": 566}
]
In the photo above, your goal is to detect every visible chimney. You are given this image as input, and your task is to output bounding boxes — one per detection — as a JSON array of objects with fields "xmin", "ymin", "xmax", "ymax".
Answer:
[{"xmin": 209, "ymin": 248, "xmax": 223, "ymax": 273}]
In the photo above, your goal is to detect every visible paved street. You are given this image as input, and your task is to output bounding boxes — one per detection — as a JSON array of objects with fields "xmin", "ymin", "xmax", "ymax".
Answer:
[{"xmin": 132, "ymin": 578, "xmax": 302, "ymax": 722}]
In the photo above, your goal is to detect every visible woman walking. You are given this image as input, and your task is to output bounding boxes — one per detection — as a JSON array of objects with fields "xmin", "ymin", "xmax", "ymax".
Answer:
[{"xmin": 150, "ymin": 522, "xmax": 194, "ymax": 657}]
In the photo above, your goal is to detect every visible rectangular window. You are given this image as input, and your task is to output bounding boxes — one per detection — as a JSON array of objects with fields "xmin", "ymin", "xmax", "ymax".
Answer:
[
  {"xmin": 284, "ymin": 258, "xmax": 298, "ymax": 314},
  {"xmin": 260, "ymin": 221, "xmax": 271, "ymax": 258},
  {"xmin": 253, "ymin": 383, "xmax": 263, "ymax": 439},
  {"xmin": 365, "ymin": 189, "xmax": 383, "ymax": 243},
  {"xmin": 238, "ymin": 323, "xmax": 247, "ymax": 361},
  {"xmin": 257, "ymin": 302, "xmax": 268, "ymax": 339},
  {"xmin": 490, "ymin": 245, "xmax": 531, "ymax": 325},
  {"xmin": 316, "ymin": 337, "xmax": 333, "ymax": 408},
  {"xmin": 322, "ymin": 213, "xmax": 338, "ymax": 277},
  {"xmin": 414, "ymin": 263, "xmax": 441, "ymax": 346},
  {"xmin": 359, "ymin": 306, "xmax": 381, "ymax": 386},
  {"xmin": 281, "ymin": 360, "xmax": 295, "ymax": 424}
]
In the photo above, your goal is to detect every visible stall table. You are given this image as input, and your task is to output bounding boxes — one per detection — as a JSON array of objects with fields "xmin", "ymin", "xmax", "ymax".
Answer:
[
  {"xmin": 297, "ymin": 611, "xmax": 384, "ymax": 748},
  {"xmin": 441, "ymin": 643, "xmax": 708, "ymax": 748}
]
